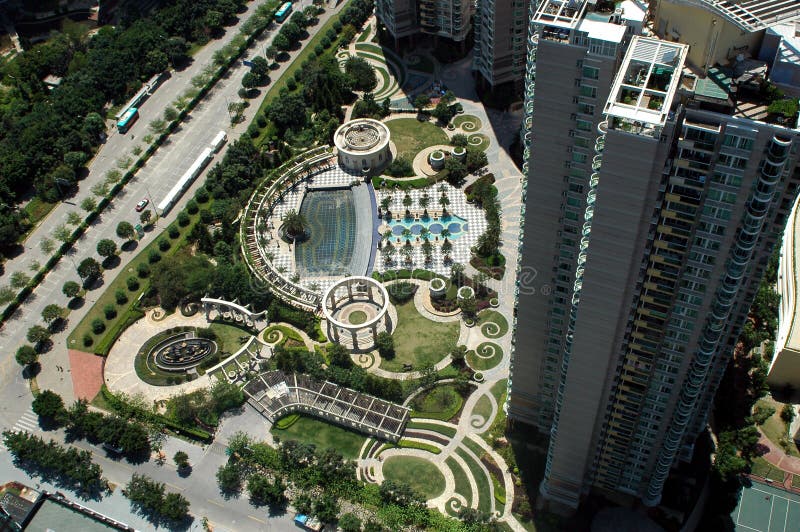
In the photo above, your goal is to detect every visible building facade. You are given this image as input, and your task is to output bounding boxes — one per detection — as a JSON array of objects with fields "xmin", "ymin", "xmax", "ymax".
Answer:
[
  {"xmin": 472, "ymin": 0, "xmax": 527, "ymax": 88},
  {"xmin": 375, "ymin": 0, "xmax": 471, "ymax": 46},
  {"xmin": 513, "ymin": 0, "xmax": 800, "ymax": 511}
]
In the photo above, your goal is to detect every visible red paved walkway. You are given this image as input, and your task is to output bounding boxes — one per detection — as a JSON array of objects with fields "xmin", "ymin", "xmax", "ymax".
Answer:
[{"xmin": 68, "ymin": 349, "xmax": 104, "ymax": 401}]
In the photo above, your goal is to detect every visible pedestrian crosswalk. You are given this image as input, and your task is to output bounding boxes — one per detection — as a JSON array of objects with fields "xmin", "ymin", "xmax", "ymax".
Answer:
[{"xmin": 0, "ymin": 408, "xmax": 39, "ymax": 452}]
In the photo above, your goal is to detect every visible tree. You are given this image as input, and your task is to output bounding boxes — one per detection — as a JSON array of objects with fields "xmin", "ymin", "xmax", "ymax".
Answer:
[
  {"xmin": 451, "ymin": 133, "xmax": 468, "ymax": 147},
  {"xmin": 250, "ymin": 56, "xmax": 269, "ymax": 82},
  {"xmin": 173, "ymin": 451, "xmax": 189, "ymax": 470},
  {"xmin": 15, "ymin": 345, "xmax": 38, "ymax": 367},
  {"xmin": 216, "ymin": 462, "xmax": 243, "ymax": 493},
  {"xmin": 62, "ymin": 280, "xmax": 81, "ymax": 299},
  {"xmin": 414, "ymin": 93, "xmax": 431, "ymax": 112},
  {"xmin": 281, "ymin": 209, "xmax": 307, "ymax": 239},
  {"xmin": 466, "ymin": 148, "xmax": 488, "ymax": 172},
  {"xmin": 10, "ymin": 271, "xmax": 31, "ymax": 289},
  {"xmin": 265, "ymin": 45, "xmax": 277, "ymax": 62},
  {"xmin": 344, "ymin": 56, "xmax": 377, "ymax": 92},
  {"xmin": 781, "ymin": 404, "xmax": 796, "ymax": 425},
  {"xmin": 27, "ymin": 325, "xmax": 51, "ymax": 346},
  {"xmin": 241, "ymin": 72, "xmax": 258, "ymax": 92},
  {"xmin": 459, "ymin": 295, "xmax": 477, "ymax": 317},
  {"xmin": 41, "ymin": 304, "xmax": 64, "ymax": 324},
  {"xmin": 375, "ymin": 331, "xmax": 395, "ymax": 360},
  {"xmin": 266, "ymin": 93, "xmax": 307, "ymax": 132},
  {"xmin": 77, "ymin": 257, "xmax": 101, "ymax": 282},
  {"xmin": 140, "ymin": 210, "xmax": 153, "ymax": 225},
  {"xmin": 273, "ymin": 33, "xmax": 291, "ymax": 52},
  {"xmin": 160, "ymin": 492, "xmax": 190, "ymax": 521},
  {"xmin": 165, "ymin": 36, "xmax": 189, "ymax": 66},
  {"xmin": 328, "ymin": 343, "xmax": 352, "ymax": 368},
  {"xmin": 444, "ymin": 158, "xmax": 468, "ymax": 185},
  {"xmin": 116, "ymin": 221, "xmax": 135, "ymax": 241},
  {"xmin": 432, "ymin": 101, "xmax": 455, "ymax": 124},
  {"xmin": 32, "ymin": 390, "xmax": 68, "ymax": 425},
  {"xmin": 314, "ymin": 493, "xmax": 340, "ymax": 523},
  {"xmin": 80, "ymin": 196, "xmax": 97, "ymax": 212},
  {"xmin": 247, "ymin": 475, "xmax": 286, "ymax": 507},
  {"xmin": 339, "ymin": 513, "xmax": 362, "ymax": 532},
  {"xmin": 40, "ymin": 238, "xmax": 56, "ymax": 254},
  {"xmin": 205, "ymin": 10, "xmax": 224, "ymax": 32}
]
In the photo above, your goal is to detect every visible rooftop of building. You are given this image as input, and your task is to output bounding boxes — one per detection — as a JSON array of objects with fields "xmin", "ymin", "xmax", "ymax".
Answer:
[
  {"xmin": 604, "ymin": 37, "xmax": 689, "ymax": 128},
  {"xmin": 684, "ymin": 0, "xmax": 800, "ymax": 33},
  {"xmin": 24, "ymin": 497, "xmax": 121, "ymax": 532}
]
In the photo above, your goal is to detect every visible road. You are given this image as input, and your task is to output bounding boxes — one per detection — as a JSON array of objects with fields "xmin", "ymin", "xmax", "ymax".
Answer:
[
  {"xmin": 0, "ymin": 0, "xmax": 348, "ymax": 529},
  {"xmin": 0, "ymin": 405, "xmax": 296, "ymax": 531}
]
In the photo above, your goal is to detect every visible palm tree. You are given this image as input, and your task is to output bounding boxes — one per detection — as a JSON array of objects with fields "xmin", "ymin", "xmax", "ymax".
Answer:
[
  {"xmin": 419, "ymin": 193, "xmax": 430, "ymax": 209},
  {"xmin": 439, "ymin": 194, "xmax": 450, "ymax": 217},
  {"xmin": 282, "ymin": 209, "xmax": 307, "ymax": 240},
  {"xmin": 440, "ymin": 228, "xmax": 451, "ymax": 239},
  {"xmin": 401, "ymin": 228, "xmax": 412, "ymax": 241},
  {"xmin": 442, "ymin": 238, "xmax": 452, "ymax": 254},
  {"xmin": 403, "ymin": 193, "xmax": 412, "ymax": 208},
  {"xmin": 420, "ymin": 228, "xmax": 431, "ymax": 241},
  {"xmin": 380, "ymin": 196, "xmax": 392, "ymax": 212},
  {"xmin": 383, "ymin": 229, "xmax": 393, "ymax": 242}
]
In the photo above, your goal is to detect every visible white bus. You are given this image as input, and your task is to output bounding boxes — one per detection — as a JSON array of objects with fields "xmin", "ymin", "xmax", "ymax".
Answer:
[{"xmin": 211, "ymin": 130, "xmax": 227, "ymax": 152}]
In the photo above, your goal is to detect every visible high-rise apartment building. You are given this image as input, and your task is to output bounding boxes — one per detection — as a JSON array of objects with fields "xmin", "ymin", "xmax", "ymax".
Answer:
[
  {"xmin": 512, "ymin": 0, "xmax": 800, "ymax": 511},
  {"xmin": 472, "ymin": 0, "xmax": 528, "ymax": 89},
  {"xmin": 375, "ymin": 0, "xmax": 471, "ymax": 47}
]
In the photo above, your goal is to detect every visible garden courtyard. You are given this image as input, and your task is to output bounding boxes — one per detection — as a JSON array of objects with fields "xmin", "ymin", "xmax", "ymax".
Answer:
[{"xmin": 68, "ymin": 9, "xmax": 527, "ymax": 528}]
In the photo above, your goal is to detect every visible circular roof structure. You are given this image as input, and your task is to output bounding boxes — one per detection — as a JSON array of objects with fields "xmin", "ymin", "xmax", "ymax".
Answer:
[
  {"xmin": 334, "ymin": 118, "xmax": 391, "ymax": 156},
  {"xmin": 322, "ymin": 276, "xmax": 390, "ymax": 331}
]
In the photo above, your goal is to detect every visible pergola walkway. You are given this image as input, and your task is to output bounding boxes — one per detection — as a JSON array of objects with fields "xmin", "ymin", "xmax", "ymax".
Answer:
[{"xmin": 244, "ymin": 370, "xmax": 410, "ymax": 442}]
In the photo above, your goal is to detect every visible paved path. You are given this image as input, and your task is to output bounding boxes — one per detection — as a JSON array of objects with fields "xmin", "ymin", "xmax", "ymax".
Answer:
[{"xmin": 758, "ymin": 427, "xmax": 800, "ymax": 475}]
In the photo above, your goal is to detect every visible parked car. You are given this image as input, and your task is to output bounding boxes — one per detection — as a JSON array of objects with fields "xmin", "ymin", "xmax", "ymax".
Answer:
[{"xmin": 135, "ymin": 199, "xmax": 149, "ymax": 212}]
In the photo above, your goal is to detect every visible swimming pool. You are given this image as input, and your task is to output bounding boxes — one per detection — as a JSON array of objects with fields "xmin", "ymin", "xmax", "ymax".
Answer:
[{"xmin": 386, "ymin": 214, "xmax": 469, "ymax": 241}]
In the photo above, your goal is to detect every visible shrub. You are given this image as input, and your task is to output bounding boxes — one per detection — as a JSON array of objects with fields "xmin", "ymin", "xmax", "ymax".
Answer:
[
  {"xmin": 376, "ymin": 331, "xmax": 395, "ymax": 359},
  {"xmin": 387, "ymin": 281, "xmax": 417, "ymax": 303},
  {"xmin": 149, "ymin": 250, "xmax": 162, "ymax": 263},
  {"xmin": 126, "ymin": 277, "xmax": 140, "ymax": 291},
  {"xmin": 168, "ymin": 226, "xmax": 180, "ymax": 239},
  {"xmin": 103, "ymin": 304, "xmax": 117, "ymax": 320},
  {"xmin": 195, "ymin": 188, "xmax": 210, "ymax": 203},
  {"xmin": 286, "ymin": 78, "xmax": 297, "ymax": 91},
  {"xmin": 91, "ymin": 318, "xmax": 106, "ymax": 334},
  {"xmin": 115, "ymin": 290, "xmax": 129, "ymax": 305},
  {"xmin": 137, "ymin": 262, "xmax": 151, "ymax": 278},
  {"xmin": 385, "ymin": 157, "xmax": 414, "ymax": 178},
  {"xmin": 82, "ymin": 333, "xmax": 93, "ymax": 347}
]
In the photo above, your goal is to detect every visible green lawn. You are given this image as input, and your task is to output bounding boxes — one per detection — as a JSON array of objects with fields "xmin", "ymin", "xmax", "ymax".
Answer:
[
  {"xmin": 263, "ymin": 324, "xmax": 306, "ymax": 347},
  {"xmin": 468, "ymin": 133, "xmax": 490, "ymax": 152},
  {"xmin": 473, "ymin": 395, "xmax": 493, "ymax": 421},
  {"xmin": 478, "ymin": 310, "xmax": 509, "ymax": 339},
  {"xmin": 489, "ymin": 379, "xmax": 508, "ymax": 405},
  {"xmin": 382, "ymin": 456, "xmax": 445, "ymax": 500},
  {"xmin": 348, "ymin": 310, "xmax": 368, "ymax": 325},
  {"xmin": 455, "ymin": 447, "xmax": 492, "ymax": 514},
  {"xmin": 380, "ymin": 298, "xmax": 459, "ymax": 371},
  {"xmin": 453, "ymin": 115, "xmax": 482, "ymax": 131},
  {"xmin": 357, "ymin": 24, "xmax": 372, "ymax": 42},
  {"xmin": 466, "ymin": 342, "xmax": 503, "ymax": 371},
  {"xmin": 385, "ymin": 118, "xmax": 450, "ymax": 160},
  {"xmin": 66, "ymin": 208, "xmax": 207, "ymax": 355},
  {"xmin": 406, "ymin": 421, "xmax": 457, "ymax": 438},
  {"xmin": 411, "ymin": 384, "xmax": 464, "ymax": 422},
  {"xmin": 209, "ymin": 322, "xmax": 253, "ymax": 354},
  {"xmin": 756, "ymin": 397, "xmax": 799, "ymax": 457},
  {"xmin": 270, "ymin": 414, "xmax": 366, "ymax": 458},
  {"xmin": 444, "ymin": 456, "xmax": 472, "ymax": 510},
  {"xmin": 23, "ymin": 197, "xmax": 57, "ymax": 228},
  {"xmin": 751, "ymin": 456, "xmax": 786, "ymax": 482}
]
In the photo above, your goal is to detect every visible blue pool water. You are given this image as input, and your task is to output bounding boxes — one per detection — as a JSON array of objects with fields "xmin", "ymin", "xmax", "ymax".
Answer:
[{"xmin": 387, "ymin": 214, "xmax": 468, "ymax": 241}]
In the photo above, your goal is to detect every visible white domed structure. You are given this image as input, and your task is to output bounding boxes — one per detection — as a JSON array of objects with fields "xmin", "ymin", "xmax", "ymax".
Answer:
[{"xmin": 334, "ymin": 118, "xmax": 391, "ymax": 175}]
